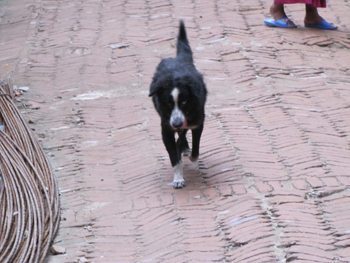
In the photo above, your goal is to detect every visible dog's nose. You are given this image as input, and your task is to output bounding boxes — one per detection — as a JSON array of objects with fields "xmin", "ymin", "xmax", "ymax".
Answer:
[{"xmin": 171, "ymin": 118, "xmax": 183, "ymax": 129}]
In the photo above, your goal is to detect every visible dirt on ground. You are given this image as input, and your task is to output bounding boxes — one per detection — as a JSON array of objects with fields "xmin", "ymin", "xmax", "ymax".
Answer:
[{"xmin": 1, "ymin": 0, "xmax": 350, "ymax": 262}]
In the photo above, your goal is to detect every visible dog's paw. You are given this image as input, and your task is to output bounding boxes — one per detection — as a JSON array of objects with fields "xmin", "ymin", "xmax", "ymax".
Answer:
[{"xmin": 172, "ymin": 179, "xmax": 186, "ymax": 189}]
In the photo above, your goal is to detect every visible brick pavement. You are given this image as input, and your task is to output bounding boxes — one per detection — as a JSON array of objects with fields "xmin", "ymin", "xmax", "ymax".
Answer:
[{"xmin": 1, "ymin": 0, "xmax": 350, "ymax": 262}]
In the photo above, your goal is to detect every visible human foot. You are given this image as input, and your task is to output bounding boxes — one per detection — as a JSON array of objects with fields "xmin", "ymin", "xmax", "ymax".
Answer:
[
  {"xmin": 305, "ymin": 19, "xmax": 337, "ymax": 30},
  {"xmin": 304, "ymin": 5, "xmax": 337, "ymax": 30},
  {"xmin": 265, "ymin": 4, "xmax": 296, "ymax": 28}
]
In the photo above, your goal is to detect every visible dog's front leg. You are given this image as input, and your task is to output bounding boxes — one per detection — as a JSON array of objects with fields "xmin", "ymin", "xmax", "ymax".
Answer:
[
  {"xmin": 162, "ymin": 125, "xmax": 185, "ymax": 188},
  {"xmin": 190, "ymin": 124, "xmax": 203, "ymax": 163}
]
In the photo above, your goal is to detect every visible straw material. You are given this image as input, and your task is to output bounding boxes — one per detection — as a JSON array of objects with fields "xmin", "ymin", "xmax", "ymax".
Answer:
[{"xmin": 0, "ymin": 81, "xmax": 60, "ymax": 262}]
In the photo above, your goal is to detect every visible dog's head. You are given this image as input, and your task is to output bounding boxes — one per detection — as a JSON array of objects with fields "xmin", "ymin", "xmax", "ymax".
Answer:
[{"xmin": 149, "ymin": 66, "xmax": 206, "ymax": 131}]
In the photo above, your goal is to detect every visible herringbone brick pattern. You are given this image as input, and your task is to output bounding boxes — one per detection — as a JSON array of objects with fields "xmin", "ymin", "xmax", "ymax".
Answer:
[{"xmin": 1, "ymin": 0, "xmax": 350, "ymax": 262}]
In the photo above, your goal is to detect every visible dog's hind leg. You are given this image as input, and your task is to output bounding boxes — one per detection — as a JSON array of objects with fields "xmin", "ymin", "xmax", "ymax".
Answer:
[{"xmin": 162, "ymin": 125, "xmax": 185, "ymax": 188}]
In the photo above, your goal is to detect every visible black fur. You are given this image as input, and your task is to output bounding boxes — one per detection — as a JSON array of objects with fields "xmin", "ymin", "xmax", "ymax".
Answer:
[{"xmin": 149, "ymin": 20, "xmax": 207, "ymax": 188}]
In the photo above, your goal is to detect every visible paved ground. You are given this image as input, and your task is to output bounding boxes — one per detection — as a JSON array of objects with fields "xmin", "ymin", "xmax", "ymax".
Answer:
[{"xmin": 1, "ymin": 0, "xmax": 350, "ymax": 262}]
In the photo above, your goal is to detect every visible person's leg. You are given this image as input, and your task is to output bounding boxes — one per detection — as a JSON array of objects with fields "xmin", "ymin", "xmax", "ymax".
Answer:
[
  {"xmin": 304, "ymin": 4, "xmax": 323, "ymax": 24},
  {"xmin": 269, "ymin": 3, "xmax": 286, "ymax": 20}
]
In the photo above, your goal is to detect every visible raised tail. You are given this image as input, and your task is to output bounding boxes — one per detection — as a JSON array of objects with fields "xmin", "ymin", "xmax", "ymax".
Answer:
[{"xmin": 176, "ymin": 20, "xmax": 193, "ymax": 63}]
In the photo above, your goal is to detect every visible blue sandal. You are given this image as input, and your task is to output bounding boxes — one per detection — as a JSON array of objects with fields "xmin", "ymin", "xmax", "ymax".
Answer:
[
  {"xmin": 305, "ymin": 19, "xmax": 337, "ymax": 30},
  {"xmin": 264, "ymin": 16, "xmax": 297, "ymax": 29}
]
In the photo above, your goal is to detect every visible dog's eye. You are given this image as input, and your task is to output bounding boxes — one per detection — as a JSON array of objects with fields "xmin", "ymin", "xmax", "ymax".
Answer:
[{"xmin": 181, "ymin": 100, "xmax": 187, "ymax": 106}]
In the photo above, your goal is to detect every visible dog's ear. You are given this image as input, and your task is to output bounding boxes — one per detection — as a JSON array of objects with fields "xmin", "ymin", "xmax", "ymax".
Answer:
[
  {"xmin": 149, "ymin": 74, "xmax": 172, "ymax": 97},
  {"xmin": 149, "ymin": 79, "xmax": 160, "ymax": 97},
  {"xmin": 149, "ymin": 74, "xmax": 164, "ymax": 97}
]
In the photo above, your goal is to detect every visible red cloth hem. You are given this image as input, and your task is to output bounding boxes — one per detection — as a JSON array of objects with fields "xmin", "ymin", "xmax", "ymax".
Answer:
[{"xmin": 274, "ymin": 0, "xmax": 326, "ymax": 7}]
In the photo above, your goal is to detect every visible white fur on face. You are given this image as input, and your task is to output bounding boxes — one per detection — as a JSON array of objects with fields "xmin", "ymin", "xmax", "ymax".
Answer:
[
  {"xmin": 171, "ymin": 88, "xmax": 180, "ymax": 104},
  {"xmin": 170, "ymin": 88, "xmax": 185, "ymax": 128}
]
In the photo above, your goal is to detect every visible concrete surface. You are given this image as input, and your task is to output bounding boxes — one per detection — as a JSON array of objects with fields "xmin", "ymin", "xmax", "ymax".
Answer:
[{"xmin": 1, "ymin": 0, "xmax": 350, "ymax": 262}]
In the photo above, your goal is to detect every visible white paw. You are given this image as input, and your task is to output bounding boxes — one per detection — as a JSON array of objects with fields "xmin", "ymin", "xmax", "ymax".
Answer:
[
  {"xmin": 172, "ymin": 179, "xmax": 186, "ymax": 189},
  {"xmin": 172, "ymin": 162, "xmax": 185, "ymax": 189}
]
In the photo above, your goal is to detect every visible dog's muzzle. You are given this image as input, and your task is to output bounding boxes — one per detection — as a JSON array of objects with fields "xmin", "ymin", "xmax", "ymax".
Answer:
[
  {"xmin": 170, "ymin": 108, "xmax": 186, "ymax": 130},
  {"xmin": 171, "ymin": 117, "xmax": 184, "ymax": 129}
]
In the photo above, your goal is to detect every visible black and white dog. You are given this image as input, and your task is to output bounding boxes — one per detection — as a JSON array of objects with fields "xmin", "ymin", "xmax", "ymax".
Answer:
[{"xmin": 149, "ymin": 20, "xmax": 207, "ymax": 188}]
